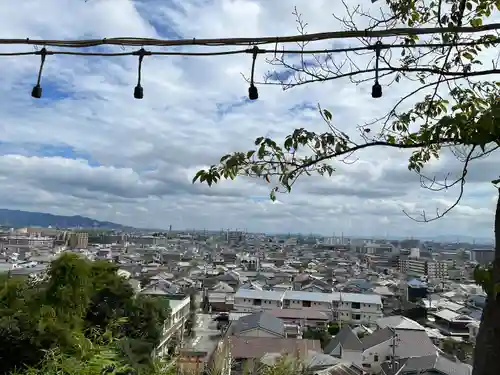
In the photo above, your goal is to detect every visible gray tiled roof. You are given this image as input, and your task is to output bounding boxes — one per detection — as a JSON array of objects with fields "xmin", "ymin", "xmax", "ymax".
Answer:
[
  {"xmin": 361, "ymin": 327, "xmax": 436, "ymax": 358},
  {"xmin": 380, "ymin": 353, "xmax": 472, "ymax": 375},
  {"xmin": 324, "ymin": 326, "xmax": 363, "ymax": 354},
  {"xmin": 361, "ymin": 327, "xmax": 394, "ymax": 349},
  {"xmin": 393, "ymin": 329, "xmax": 437, "ymax": 358},
  {"xmin": 232, "ymin": 311, "xmax": 285, "ymax": 337}
]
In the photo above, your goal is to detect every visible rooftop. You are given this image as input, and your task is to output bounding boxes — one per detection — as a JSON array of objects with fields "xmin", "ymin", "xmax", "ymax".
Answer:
[
  {"xmin": 234, "ymin": 289, "xmax": 382, "ymax": 305},
  {"xmin": 234, "ymin": 289, "xmax": 284, "ymax": 301},
  {"xmin": 376, "ymin": 315, "xmax": 426, "ymax": 331}
]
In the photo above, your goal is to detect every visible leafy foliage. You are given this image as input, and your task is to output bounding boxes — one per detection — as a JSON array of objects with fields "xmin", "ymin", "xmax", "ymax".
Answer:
[{"xmin": 0, "ymin": 253, "xmax": 170, "ymax": 374}]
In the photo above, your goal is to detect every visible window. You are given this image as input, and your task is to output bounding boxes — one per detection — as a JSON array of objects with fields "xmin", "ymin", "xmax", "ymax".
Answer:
[
  {"xmin": 253, "ymin": 299, "xmax": 262, "ymax": 306},
  {"xmin": 353, "ymin": 314, "xmax": 361, "ymax": 320},
  {"xmin": 351, "ymin": 302, "xmax": 361, "ymax": 309},
  {"xmin": 374, "ymin": 355, "xmax": 379, "ymax": 362},
  {"xmin": 302, "ymin": 300, "xmax": 312, "ymax": 307},
  {"xmin": 385, "ymin": 356, "xmax": 390, "ymax": 361}
]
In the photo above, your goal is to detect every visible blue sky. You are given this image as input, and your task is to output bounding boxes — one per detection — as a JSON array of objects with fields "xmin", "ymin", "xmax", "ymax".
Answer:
[{"xmin": 0, "ymin": 0, "xmax": 498, "ymax": 239}]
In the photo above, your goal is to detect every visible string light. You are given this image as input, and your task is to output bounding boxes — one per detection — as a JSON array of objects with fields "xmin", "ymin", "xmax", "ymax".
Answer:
[
  {"xmin": 31, "ymin": 48, "xmax": 49, "ymax": 99},
  {"xmin": 371, "ymin": 41, "xmax": 383, "ymax": 99},
  {"xmin": 248, "ymin": 46, "xmax": 260, "ymax": 100},
  {"xmin": 5, "ymin": 31, "xmax": 495, "ymax": 100},
  {"xmin": 133, "ymin": 48, "xmax": 150, "ymax": 99}
]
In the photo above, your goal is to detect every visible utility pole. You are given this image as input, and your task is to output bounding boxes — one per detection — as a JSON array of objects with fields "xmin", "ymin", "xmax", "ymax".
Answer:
[
  {"xmin": 389, "ymin": 327, "xmax": 399, "ymax": 372},
  {"xmin": 337, "ymin": 292, "xmax": 343, "ymax": 329}
]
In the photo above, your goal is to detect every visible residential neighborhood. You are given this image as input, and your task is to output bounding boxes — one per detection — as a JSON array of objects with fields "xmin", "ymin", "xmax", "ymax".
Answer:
[{"xmin": 1, "ymin": 227, "xmax": 487, "ymax": 375}]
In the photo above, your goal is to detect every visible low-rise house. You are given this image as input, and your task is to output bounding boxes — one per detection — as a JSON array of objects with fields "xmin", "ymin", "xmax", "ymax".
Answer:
[
  {"xmin": 226, "ymin": 336, "xmax": 321, "ymax": 370},
  {"xmin": 380, "ymin": 353, "xmax": 472, "ymax": 375},
  {"xmin": 229, "ymin": 312, "xmax": 285, "ymax": 338},
  {"xmin": 323, "ymin": 326, "xmax": 363, "ymax": 363}
]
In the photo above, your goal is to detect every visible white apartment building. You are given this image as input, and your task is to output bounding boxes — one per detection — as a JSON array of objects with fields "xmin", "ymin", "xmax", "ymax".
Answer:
[
  {"xmin": 156, "ymin": 296, "xmax": 191, "ymax": 357},
  {"xmin": 233, "ymin": 289, "xmax": 382, "ymax": 324},
  {"xmin": 398, "ymin": 258, "xmax": 448, "ymax": 279},
  {"xmin": 426, "ymin": 260, "xmax": 448, "ymax": 279},
  {"xmin": 233, "ymin": 289, "xmax": 284, "ymax": 312}
]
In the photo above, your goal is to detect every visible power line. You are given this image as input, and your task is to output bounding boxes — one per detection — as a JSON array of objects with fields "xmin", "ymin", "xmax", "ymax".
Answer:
[
  {"xmin": 2, "ymin": 24, "xmax": 498, "ymax": 100},
  {"xmin": 0, "ymin": 37, "xmax": 498, "ymax": 57},
  {"xmin": 1, "ymin": 23, "xmax": 499, "ymax": 48}
]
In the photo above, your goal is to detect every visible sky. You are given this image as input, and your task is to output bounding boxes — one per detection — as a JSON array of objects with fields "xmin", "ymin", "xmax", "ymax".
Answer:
[{"xmin": 0, "ymin": 0, "xmax": 498, "ymax": 239}]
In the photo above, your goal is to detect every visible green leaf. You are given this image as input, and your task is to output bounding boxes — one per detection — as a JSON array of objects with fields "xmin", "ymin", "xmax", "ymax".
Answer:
[
  {"xmin": 462, "ymin": 52, "xmax": 474, "ymax": 60},
  {"xmin": 470, "ymin": 18, "xmax": 483, "ymax": 27},
  {"xmin": 323, "ymin": 109, "xmax": 333, "ymax": 121},
  {"xmin": 270, "ymin": 189, "xmax": 276, "ymax": 201},
  {"xmin": 192, "ymin": 171, "xmax": 204, "ymax": 183}
]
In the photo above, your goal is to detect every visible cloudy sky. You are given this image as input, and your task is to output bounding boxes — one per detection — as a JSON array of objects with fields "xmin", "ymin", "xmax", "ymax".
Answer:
[{"xmin": 0, "ymin": 0, "xmax": 498, "ymax": 239}]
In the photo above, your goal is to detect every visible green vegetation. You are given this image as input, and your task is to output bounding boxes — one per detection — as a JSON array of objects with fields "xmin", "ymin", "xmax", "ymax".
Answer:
[
  {"xmin": 192, "ymin": 1, "xmax": 499, "ymax": 374},
  {"xmin": 326, "ymin": 323, "xmax": 340, "ymax": 336},
  {"xmin": 0, "ymin": 253, "xmax": 170, "ymax": 374},
  {"xmin": 302, "ymin": 328, "xmax": 331, "ymax": 349}
]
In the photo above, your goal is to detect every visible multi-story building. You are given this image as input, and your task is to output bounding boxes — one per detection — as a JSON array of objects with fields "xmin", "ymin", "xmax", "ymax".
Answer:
[
  {"xmin": 470, "ymin": 248, "xmax": 494, "ymax": 265},
  {"xmin": 227, "ymin": 230, "xmax": 244, "ymax": 244},
  {"xmin": 398, "ymin": 257, "xmax": 448, "ymax": 279},
  {"xmin": 233, "ymin": 289, "xmax": 382, "ymax": 324},
  {"xmin": 68, "ymin": 232, "xmax": 89, "ymax": 249},
  {"xmin": 155, "ymin": 295, "xmax": 191, "ymax": 357},
  {"xmin": 426, "ymin": 260, "xmax": 449, "ymax": 279},
  {"xmin": 0, "ymin": 235, "xmax": 54, "ymax": 248},
  {"xmin": 233, "ymin": 289, "xmax": 283, "ymax": 312}
]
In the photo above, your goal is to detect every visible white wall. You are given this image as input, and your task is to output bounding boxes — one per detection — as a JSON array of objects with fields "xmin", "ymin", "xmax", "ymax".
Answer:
[
  {"xmin": 233, "ymin": 297, "xmax": 281, "ymax": 312},
  {"xmin": 342, "ymin": 349, "xmax": 363, "ymax": 365},
  {"xmin": 361, "ymin": 339, "xmax": 392, "ymax": 374},
  {"xmin": 284, "ymin": 298, "xmax": 332, "ymax": 316},
  {"xmin": 336, "ymin": 301, "xmax": 383, "ymax": 324}
]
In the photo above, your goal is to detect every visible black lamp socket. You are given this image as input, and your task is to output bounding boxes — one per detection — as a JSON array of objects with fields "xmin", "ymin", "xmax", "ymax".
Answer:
[
  {"xmin": 134, "ymin": 85, "xmax": 144, "ymax": 99},
  {"xmin": 248, "ymin": 84, "xmax": 258, "ymax": 100},
  {"xmin": 371, "ymin": 82, "xmax": 382, "ymax": 98},
  {"xmin": 31, "ymin": 85, "xmax": 42, "ymax": 99}
]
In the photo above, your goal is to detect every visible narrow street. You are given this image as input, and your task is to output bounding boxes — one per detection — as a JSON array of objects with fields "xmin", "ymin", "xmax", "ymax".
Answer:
[{"xmin": 184, "ymin": 313, "xmax": 222, "ymax": 354}]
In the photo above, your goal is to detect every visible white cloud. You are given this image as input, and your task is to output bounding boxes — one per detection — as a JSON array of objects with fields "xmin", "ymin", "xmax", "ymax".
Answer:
[{"xmin": 0, "ymin": 0, "xmax": 497, "ymax": 239}]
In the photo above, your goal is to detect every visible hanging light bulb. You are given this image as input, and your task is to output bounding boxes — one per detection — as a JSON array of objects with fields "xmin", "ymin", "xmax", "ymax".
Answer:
[
  {"xmin": 134, "ymin": 84, "xmax": 144, "ymax": 99},
  {"xmin": 31, "ymin": 48, "xmax": 48, "ymax": 99},
  {"xmin": 31, "ymin": 85, "xmax": 42, "ymax": 99},
  {"xmin": 248, "ymin": 46, "xmax": 260, "ymax": 100},
  {"xmin": 371, "ymin": 41, "xmax": 383, "ymax": 99},
  {"xmin": 133, "ymin": 48, "xmax": 150, "ymax": 99},
  {"xmin": 372, "ymin": 82, "xmax": 382, "ymax": 98},
  {"xmin": 248, "ymin": 84, "xmax": 258, "ymax": 100}
]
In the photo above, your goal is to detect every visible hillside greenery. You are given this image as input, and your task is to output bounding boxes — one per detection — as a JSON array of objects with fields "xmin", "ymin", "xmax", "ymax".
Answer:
[{"xmin": 0, "ymin": 253, "xmax": 170, "ymax": 374}]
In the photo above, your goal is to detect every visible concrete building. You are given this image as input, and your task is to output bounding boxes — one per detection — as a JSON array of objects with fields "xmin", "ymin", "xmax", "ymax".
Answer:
[
  {"xmin": 470, "ymin": 248, "xmax": 494, "ymax": 265},
  {"xmin": 156, "ymin": 296, "xmax": 191, "ymax": 357},
  {"xmin": 233, "ymin": 289, "xmax": 382, "ymax": 324},
  {"xmin": 398, "ymin": 257, "xmax": 448, "ymax": 279},
  {"xmin": 68, "ymin": 232, "xmax": 89, "ymax": 249}
]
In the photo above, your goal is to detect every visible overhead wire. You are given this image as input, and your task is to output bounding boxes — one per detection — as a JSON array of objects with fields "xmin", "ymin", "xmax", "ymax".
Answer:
[
  {"xmin": 1, "ymin": 22, "xmax": 499, "ymax": 48},
  {"xmin": 0, "ymin": 23, "xmax": 497, "ymax": 100},
  {"xmin": 0, "ymin": 37, "xmax": 498, "ymax": 57}
]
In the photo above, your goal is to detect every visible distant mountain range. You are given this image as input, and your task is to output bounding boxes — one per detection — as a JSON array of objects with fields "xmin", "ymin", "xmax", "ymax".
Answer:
[{"xmin": 0, "ymin": 209, "xmax": 129, "ymax": 230}]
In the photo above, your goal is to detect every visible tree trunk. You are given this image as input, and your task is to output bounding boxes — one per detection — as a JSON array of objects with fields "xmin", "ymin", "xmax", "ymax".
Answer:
[{"xmin": 471, "ymin": 188, "xmax": 500, "ymax": 375}]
